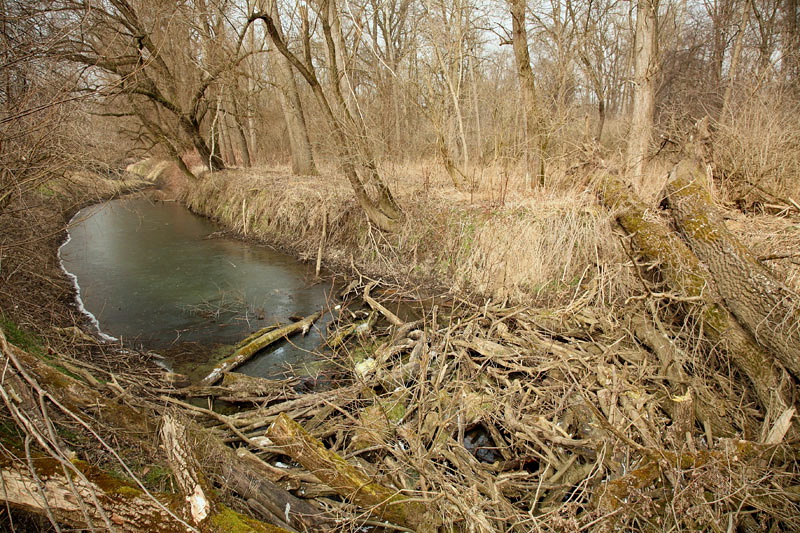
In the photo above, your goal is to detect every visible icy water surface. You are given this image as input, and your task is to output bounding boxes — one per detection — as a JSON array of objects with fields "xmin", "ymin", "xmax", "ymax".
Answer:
[{"xmin": 60, "ymin": 197, "xmax": 333, "ymax": 377}]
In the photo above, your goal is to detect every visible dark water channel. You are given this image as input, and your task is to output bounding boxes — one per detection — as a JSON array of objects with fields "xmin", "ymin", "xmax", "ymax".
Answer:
[{"xmin": 59, "ymin": 197, "xmax": 334, "ymax": 379}]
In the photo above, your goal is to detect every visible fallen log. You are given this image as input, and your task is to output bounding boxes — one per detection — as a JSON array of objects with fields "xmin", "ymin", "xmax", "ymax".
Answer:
[
  {"xmin": 666, "ymin": 160, "xmax": 800, "ymax": 378},
  {"xmin": 599, "ymin": 174, "xmax": 789, "ymax": 424},
  {"xmin": 0, "ymin": 330, "xmax": 327, "ymax": 531},
  {"xmin": 0, "ymin": 454, "xmax": 197, "ymax": 532},
  {"xmin": 266, "ymin": 412, "xmax": 438, "ymax": 532},
  {"xmin": 161, "ymin": 414, "xmax": 215, "ymax": 525},
  {"xmin": 173, "ymin": 373, "xmax": 298, "ymax": 403},
  {"xmin": 201, "ymin": 311, "xmax": 322, "ymax": 386},
  {"xmin": 0, "ymin": 449, "xmax": 289, "ymax": 533}
]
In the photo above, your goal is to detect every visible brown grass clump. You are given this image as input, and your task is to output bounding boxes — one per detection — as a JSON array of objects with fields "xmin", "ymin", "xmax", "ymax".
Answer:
[{"xmin": 713, "ymin": 89, "xmax": 800, "ymax": 206}]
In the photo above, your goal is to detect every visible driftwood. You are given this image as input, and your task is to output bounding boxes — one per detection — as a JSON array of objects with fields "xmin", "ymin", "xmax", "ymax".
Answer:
[
  {"xmin": 201, "ymin": 311, "xmax": 322, "ymax": 386},
  {"xmin": 364, "ymin": 281, "xmax": 404, "ymax": 326},
  {"xmin": 666, "ymin": 160, "xmax": 800, "ymax": 378},
  {"xmin": 266, "ymin": 412, "xmax": 437, "ymax": 532}
]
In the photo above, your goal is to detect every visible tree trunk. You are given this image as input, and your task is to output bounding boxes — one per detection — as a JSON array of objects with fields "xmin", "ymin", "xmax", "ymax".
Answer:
[
  {"xmin": 599, "ymin": 173, "xmax": 791, "ymax": 420},
  {"xmin": 720, "ymin": 0, "xmax": 750, "ymax": 121},
  {"xmin": 252, "ymin": 10, "xmax": 403, "ymax": 231},
  {"xmin": 229, "ymin": 93, "xmax": 253, "ymax": 167},
  {"xmin": 509, "ymin": 0, "xmax": 546, "ymax": 187},
  {"xmin": 263, "ymin": 0, "xmax": 317, "ymax": 175},
  {"xmin": 626, "ymin": 0, "xmax": 658, "ymax": 185},
  {"xmin": 666, "ymin": 160, "xmax": 800, "ymax": 379},
  {"xmin": 181, "ymin": 114, "xmax": 225, "ymax": 172}
]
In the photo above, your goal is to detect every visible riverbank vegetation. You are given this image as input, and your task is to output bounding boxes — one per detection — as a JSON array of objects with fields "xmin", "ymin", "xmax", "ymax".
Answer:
[{"xmin": 2, "ymin": 0, "xmax": 800, "ymax": 531}]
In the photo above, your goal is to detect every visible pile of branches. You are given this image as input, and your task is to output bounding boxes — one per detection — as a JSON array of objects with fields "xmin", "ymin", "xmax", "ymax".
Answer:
[
  {"xmin": 1, "ymin": 158, "xmax": 799, "ymax": 532},
  {"xmin": 171, "ymin": 279, "xmax": 798, "ymax": 531}
]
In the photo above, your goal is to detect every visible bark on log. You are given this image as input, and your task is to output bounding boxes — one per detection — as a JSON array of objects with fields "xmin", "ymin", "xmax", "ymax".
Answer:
[
  {"xmin": 161, "ymin": 414, "xmax": 215, "ymax": 524},
  {"xmin": 172, "ymin": 412, "xmax": 330, "ymax": 531},
  {"xmin": 666, "ymin": 160, "xmax": 800, "ymax": 379},
  {"xmin": 0, "ymin": 452, "xmax": 290, "ymax": 533},
  {"xmin": 0, "ymin": 331, "xmax": 326, "ymax": 532},
  {"xmin": 0, "ymin": 456, "xmax": 196, "ymax": 532},
  {"xmin": 599, "ymin": 175, "xmax": 788, "ymax": 420},
  {"xmin": 201, "ymin": 311, "xmax": 322, "ymax": 386},
  {"xmin": 266, "ymin": 412, "xmax": 437, "ymax": 532}
]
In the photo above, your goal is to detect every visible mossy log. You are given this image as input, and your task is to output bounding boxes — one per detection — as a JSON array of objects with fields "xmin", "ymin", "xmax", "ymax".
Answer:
[
  {"xmin": 200, "ymin": 311, "xmax": 322, "ymax": 386},
  {"xmin": 0, "ymin": 454, "xmax": 194, "ymax": 532},
  {"xmin": 0, "ymin": 331, "xmax": 325, "ymax": 531},
  {"xmin": 0, "ymin": 453, "xmax": 288, "ymax": 533},
  {"xmin": 599, "ymin": 174, "xmax": 788, "ymax": 421},
  {"xmin": 266, "ymin": 412, "xmax": 437, "ymax": 532},
  {"xmin": 595, "ymin": 439, "xmax": 786, "ymax": 515},
  {"xmin": 666, "ymin": 160, "xmax": 800, "ymax": 379}
]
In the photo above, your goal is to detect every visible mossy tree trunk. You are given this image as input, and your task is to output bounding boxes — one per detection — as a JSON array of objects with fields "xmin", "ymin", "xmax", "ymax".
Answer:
[
  {"xmin": 599, "ymin": 172, "xmax": 792, "ymax": 422},
  {"xmin": 666, "ymin": 160, "xmax": 800, "ymax": 379}
]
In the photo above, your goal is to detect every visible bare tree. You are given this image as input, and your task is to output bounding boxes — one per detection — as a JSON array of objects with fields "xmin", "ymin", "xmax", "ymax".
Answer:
[
  {"xmin": 250, "ymin": 0, "xmax": 403, "ymax": 231},
  {"xmin": 56, "ymin": 0, "xmax": 250, "ymax": 172},
  {"xmin": 261, "ymin": 0, "xmax": 317, "ymax": 174}
]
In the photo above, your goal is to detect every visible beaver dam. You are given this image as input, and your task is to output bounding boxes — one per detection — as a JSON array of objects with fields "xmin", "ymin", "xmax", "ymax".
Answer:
[{"xmin": 1, "ymin": 159, "xmax": 799, "ymax": 532}]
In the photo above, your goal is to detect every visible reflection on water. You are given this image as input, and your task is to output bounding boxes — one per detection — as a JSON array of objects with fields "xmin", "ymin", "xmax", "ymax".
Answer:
[{"xmin": 60, "ymin": 197, "xmax": 333, "ymax": 377}]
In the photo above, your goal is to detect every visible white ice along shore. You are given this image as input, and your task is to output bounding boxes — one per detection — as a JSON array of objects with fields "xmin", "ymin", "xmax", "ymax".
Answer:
[{"xmin": 58, "ymin": 210, "xmax": 118, "ymax": 343}]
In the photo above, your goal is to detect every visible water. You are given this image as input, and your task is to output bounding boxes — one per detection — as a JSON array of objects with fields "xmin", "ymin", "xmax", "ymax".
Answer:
[{"xmin": 59, "ymin": 197, "xmax": 334, "ymax": 378}]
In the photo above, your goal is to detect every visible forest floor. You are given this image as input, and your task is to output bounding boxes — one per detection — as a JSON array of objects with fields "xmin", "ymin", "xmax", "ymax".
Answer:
[{"xmin": 1, "ymin": 160, "xmax": 799, "ymax": 531}]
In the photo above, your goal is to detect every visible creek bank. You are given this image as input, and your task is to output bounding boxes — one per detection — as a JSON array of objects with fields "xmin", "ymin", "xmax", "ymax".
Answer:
[
  {"xmin": 59, "ymin": 196, "xmax": 338, "ymax": 383},
  {"xmin": 127, "ymin": 158, "xmax": 800, "ymax": 531},
  {"xmin": 4, "ymin": 158, "xmax": 792, "ymax": 531}
]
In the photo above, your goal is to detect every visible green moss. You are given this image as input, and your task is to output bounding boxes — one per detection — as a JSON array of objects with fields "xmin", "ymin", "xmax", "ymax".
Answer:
[
  {"xmin": 209, "ymin": 506, "xmax": 284, "ymax": 533},
  {"xmin": 0, "ymin": 314, "xmax": 45, "ymax": 357},
  {"xmin": 36, "ymin": 183, "xmax": 57, "ymax": 198},
  {"xmin": 48, "ymin": 364, "xmax": 84, "ymax": 382},
  {"xmin": 142, "ymin": 464, "xmax": 173, "ymax": 489},
  {"xmin": 112, "ymin": 485, "xmax": 144, "ymax": 498},
  {"xmin": 0, "ymin": 420, "xmax": 24, "ymax": 447}
]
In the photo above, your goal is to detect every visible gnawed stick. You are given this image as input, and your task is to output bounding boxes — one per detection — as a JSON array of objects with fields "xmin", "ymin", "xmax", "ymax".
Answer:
[
  {"xmin": 364, "ymin": 282, "xmax": 404, "ymax": 326},
  {"xmin": 161, "ymin": 414, "xmax": 215, "ymax": 524},
  {"xmin": 201, "ymin": 311, "xmax": 322, "ymax": 386},
  {"xmin": 266, "ymin": 412, "xmax": 437, "ymax": 532}
]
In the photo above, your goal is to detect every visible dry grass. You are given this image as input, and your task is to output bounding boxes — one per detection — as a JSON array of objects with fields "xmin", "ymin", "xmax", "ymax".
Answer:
[
  {"xmin": 180, "ymin": 163, "xmax": 636, "ymax": 309},
  {"xmin": 713, "ymin": 89, "xmax": 800, "ymax": 205}
]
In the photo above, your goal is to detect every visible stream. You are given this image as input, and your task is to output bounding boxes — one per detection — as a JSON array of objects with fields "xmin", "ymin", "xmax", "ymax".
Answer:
[{"xmin": 59, "ymin": 196, "xmax": 335, "ymax": 380}]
